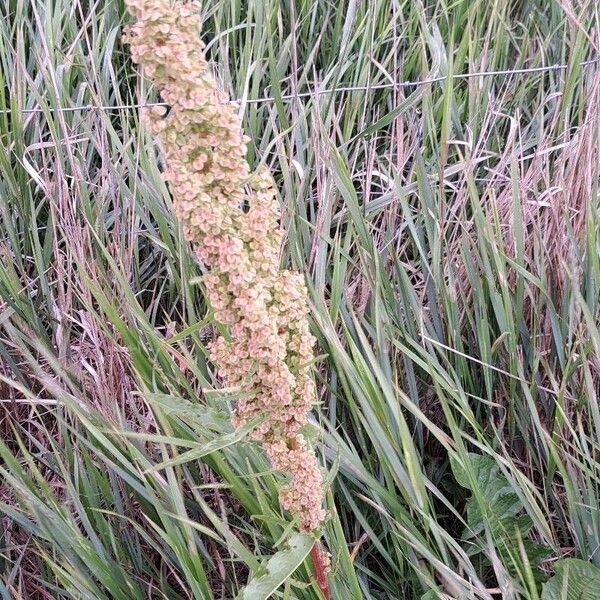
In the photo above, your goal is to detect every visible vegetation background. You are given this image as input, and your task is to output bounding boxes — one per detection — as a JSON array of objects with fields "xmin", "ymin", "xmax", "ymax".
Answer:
[{"xmin": 0, "ymin": 0, "xmax": 599, "ymax": 598}]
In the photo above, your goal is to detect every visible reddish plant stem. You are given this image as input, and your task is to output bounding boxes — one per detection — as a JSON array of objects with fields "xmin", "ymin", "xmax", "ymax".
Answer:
[{"xmin": 310, "ymin": 542, "xmax": 331, "ymax": 600}]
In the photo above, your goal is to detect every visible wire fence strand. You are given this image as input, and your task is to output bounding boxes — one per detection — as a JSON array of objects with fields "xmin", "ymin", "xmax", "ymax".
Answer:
[{"xmin": 1, "ymin": 57, "xmax": 598, "ymax": 115}]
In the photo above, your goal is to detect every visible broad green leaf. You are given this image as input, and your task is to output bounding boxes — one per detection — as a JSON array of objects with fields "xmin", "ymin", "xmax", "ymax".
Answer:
[
  {"xmin": 451, "ymin": 453, "xmax": 529, "ymax": 539},
  {"xmin": 238, "ymin": 533, "xmax": 314, "ymax": 600},
  {"xmin": 542, "ymin": 559, "xmax": 600, "ymax": 600}
]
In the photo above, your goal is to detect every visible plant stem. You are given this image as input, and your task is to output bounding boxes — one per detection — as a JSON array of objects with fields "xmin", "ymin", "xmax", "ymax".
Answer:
[{"xmin": 310, "ymin": 542, "xmax": 331, "ymax": 600}]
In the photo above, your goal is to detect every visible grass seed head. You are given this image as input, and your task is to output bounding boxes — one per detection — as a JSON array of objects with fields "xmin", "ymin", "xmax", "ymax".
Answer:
[{"xmin": 124, "ymin": 0, "xmax": 325, "ymax": 531}]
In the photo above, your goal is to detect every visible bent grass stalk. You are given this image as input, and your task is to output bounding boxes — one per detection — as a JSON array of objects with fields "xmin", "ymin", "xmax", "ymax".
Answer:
[{"xmin": 122, "ymin": 0, "xmax": 329, "ymax": 592}]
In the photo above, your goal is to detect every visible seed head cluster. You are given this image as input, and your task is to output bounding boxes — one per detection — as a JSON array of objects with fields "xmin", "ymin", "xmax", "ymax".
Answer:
[{"xmin": 123, "ymin": 0, "xmax": 325, "ymax": 531}]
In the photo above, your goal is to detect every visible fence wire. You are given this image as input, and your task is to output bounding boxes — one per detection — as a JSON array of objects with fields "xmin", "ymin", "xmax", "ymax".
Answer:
[{"xmin": 1, "ymin": 57, "xmax": 598, "ymax": 115}]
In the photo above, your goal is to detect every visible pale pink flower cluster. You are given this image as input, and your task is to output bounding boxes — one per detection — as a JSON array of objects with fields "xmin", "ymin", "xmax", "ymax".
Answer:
[{"xmin": 124, "ymin": 0, "xmax": 325, "ymax": 530}]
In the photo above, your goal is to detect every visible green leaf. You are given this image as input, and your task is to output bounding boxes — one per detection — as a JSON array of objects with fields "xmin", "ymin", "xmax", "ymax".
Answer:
[
  {"xmin": 451, "ymin": 453, "xmax": 529, "ymax": 539},
  {"xmin": 542, "ymin": 559, "xmax": 600, "ymax": 600},
  {"xmin": 487, "ymin": 539, "xmax": 552, "ymax": 585},
  {"xmin": 238, "ymin": 533, "xmax": 314, "ymax": 600},
  {"xmin": 144, "ymin": 418, "xmax": 260, "ymax": 473},
  {"xmin": 451, "ymin": 453, "xmax": 504, "ymax": 492}
]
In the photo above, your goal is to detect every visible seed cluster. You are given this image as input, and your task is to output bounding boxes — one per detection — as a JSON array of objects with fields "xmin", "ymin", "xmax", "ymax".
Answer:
[{"xmin": 124, "ymin": 0, "xmax": 325, "ymax": 531}]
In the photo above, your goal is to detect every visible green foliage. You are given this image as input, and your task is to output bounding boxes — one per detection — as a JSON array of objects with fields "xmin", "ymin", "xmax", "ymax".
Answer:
[
  {"xmin": 238, "ymin": 534, "xmax": 314, "ymax": 600},
  {"xmin": 452, "ymin": 453, "xmax": 533, "ymax": 540},
  {"xmin": 452, "ymin": 453, "xmax": 552, "ymax": 587},
  {"xmin": 542, "ymin": 560, "xmax": 600, "ymax": 600},
  {"xmin": 0, "ymin": 0, "xmax": 599, "ymax": 598}
]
